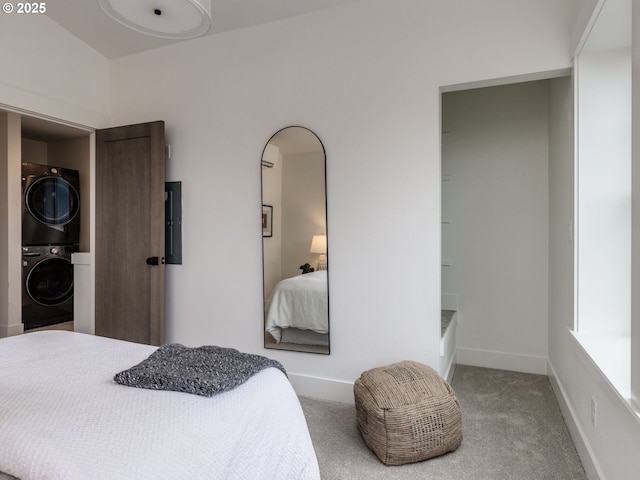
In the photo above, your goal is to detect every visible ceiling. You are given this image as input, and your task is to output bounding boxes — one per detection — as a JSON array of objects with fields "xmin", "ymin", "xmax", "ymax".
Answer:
[{"xmin": 46, "ymin": 0, "xmax": 359, "ymax": 59}]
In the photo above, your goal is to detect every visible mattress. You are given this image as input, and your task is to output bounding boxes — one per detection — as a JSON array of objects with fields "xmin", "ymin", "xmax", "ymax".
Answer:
[
  {"xmin": 0, "ymin": 331, "xmax": 320, "ymax": 480},
  {"xmin": 265, "ymin": 270, "xmax": 328, "ymax": 343}
]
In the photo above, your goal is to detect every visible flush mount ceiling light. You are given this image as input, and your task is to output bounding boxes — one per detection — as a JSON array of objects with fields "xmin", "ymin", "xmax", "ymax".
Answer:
[{"xmin": 97, "ymin": 0, "xmax": 211, "ymax": 39}]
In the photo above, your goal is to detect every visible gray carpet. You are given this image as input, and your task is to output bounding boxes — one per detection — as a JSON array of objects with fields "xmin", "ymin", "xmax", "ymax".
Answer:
[{"xmin": 299, "ymin": 365, "xmax": 587, "ymax": 480}]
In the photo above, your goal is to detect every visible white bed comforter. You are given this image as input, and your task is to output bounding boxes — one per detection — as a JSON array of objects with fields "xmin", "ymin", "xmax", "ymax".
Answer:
[
  {"xmin": 265, "ymin": 270, "xmax": 328, "ymax": 342},
  {"xmin": 0, "ymin": 331, "xmax": 320, "ymax": 480}
]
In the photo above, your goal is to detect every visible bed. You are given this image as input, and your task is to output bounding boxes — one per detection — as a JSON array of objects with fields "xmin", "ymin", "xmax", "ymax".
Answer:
[
  {"xmin": 265, "ymin": 270, "xmax": 328, "ymax": 346},
  {"xmin": 0, "ymin": 331, "xmax": 320, "ymax": 480}
]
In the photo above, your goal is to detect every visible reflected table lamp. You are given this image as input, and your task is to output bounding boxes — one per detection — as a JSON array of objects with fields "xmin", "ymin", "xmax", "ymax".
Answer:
[{"xmin": 310, "ymin": 234, "xmax": 327, "ymax": 271}]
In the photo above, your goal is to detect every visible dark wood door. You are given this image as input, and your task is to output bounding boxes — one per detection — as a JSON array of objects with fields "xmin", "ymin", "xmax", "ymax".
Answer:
[{"xmin": 95, "ymin": 121, "xmax": 165, "ymax": 345}]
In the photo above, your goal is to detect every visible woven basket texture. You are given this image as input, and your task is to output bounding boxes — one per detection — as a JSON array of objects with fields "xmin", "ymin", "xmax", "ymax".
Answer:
[{"xmin": 354, "ymin": 360, "xmax": 462, "ymax": 466}]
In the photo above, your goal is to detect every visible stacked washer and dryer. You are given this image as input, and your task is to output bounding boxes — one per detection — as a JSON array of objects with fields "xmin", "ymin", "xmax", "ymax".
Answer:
[{"xmin": 22, "ymin": 163, "xmax": 80, "ymax": 330}]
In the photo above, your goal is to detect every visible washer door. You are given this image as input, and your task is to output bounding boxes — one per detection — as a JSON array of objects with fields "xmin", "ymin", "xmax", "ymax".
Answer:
[
  {"xmin": 25, "ymin": 177, "xmax": 79, "ymax": 226},
  {"xmin": 26, "ymin": 257, "xmax": 74, "ymax": 306}
]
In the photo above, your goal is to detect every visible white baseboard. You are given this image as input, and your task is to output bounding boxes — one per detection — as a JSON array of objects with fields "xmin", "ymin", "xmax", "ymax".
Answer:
[
  {"xmin": 290, "ymin": 358, "xmax": 460, "ymax": 405},
  {"xmin": 547, "ymin": 360, "xmax": 604, "ymax": 480},
  {"xmin": 456, "ymin": 346, "xmax": 547, "ymax": 375},
  {"xmin": 0, "ymin": 322, "xmax": 24, "ymax": 337},
  {"xmin": 289, "ymin": 346, "xmax": 543, "ymax": 404},
  {"xmin": 288, "ymin": 372, "xmax": 355, "ymax": 404}
]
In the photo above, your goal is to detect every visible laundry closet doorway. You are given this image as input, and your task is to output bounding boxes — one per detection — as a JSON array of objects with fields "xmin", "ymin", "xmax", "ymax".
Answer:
[
  {"xmin": 440, "ymin": 77, "xmax": 570, "ymax": 373},
  {"xmin": 0, "ymin": 111, "xmax": 166, "ymax": 343}
]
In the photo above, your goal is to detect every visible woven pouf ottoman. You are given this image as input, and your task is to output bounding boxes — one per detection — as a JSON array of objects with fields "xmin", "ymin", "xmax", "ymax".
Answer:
[{"xmin": 354, "ymin": 360, "xmax": 462, "ymax": 466}]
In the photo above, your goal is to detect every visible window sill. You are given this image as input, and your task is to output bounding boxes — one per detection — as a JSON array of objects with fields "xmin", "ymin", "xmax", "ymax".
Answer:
[{"xmin": 570, "ymin": 330, "xmax": 630, "ymax": 399}]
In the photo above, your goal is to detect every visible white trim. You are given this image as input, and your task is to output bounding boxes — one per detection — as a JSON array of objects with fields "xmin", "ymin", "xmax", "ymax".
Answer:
[
  {"xmin": 547, "ymin": 360, "xmax": 605, "ymax": 480},
  {"xmin": 439, "ymin": 312, "xmax": 457, "ymax": 382},
  {"xmin": 571, "ymin": 330, "xmax": 631, "ymax": 399},
  {"xmin": 441, "ymin": 351, "xmax": 457, "ymax": 384},
  {"xmin": 0, "ymin": 323, "xmax": 24, "ymax": 337},
  {"xmin": 287, "ymin": 372, "xmax": 354, "ymax": 404},
  {"xmin": 72, "ymin": 253, "xmax": 95, "ymax": 336},
  {"xmin": 289, "ymin": 361, "xmax": 460, "ymax": 406},
  {"xmin": 570, "ymin": 330, "xmax": 640, "ymax": 423},
  {"xmin": 440, "ymin": 68, "xmax": 572, "ymax": 94},
  {"xmin": 440, "ymin": 312, "xmax": 457, "ymax": 357},
  {"xmin": 0, "ymin": 83, "xmax": 105, "ymax": 130},
  {"xmin": 456, "ymin": 347, "xmax": 547, "ymax": 375},
  {"xmin": 573, "ymin": 58, "xmax": 581, "ymax": 333}
]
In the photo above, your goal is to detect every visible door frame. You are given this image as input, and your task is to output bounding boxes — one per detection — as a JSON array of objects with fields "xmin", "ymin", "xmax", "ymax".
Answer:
[{"xmin": 0, "ymin": 106, "xmax": 95, "ymax": 337}]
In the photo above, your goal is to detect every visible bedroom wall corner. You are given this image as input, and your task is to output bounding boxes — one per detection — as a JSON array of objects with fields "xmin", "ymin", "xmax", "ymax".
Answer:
[{"xmin": 107, "ymin": 0, "xmax": 575, "ymax": 401}]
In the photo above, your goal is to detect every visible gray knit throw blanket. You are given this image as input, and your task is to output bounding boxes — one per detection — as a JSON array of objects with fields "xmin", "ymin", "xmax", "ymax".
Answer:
[{"xmin": 114, "ymin": 343, "xmax": 287, "ymax": 397}]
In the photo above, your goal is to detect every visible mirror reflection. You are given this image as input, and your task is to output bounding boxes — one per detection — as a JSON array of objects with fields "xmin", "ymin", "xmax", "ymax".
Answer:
[{"xmin": 262, "ymin": 126, "xmax": 329, "ymax": 354}]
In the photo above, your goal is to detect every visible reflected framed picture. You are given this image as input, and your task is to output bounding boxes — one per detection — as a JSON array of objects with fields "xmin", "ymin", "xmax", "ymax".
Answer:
[{"xmin": 262, "ymin": 205, "xmax": 273, "ymax": 237}]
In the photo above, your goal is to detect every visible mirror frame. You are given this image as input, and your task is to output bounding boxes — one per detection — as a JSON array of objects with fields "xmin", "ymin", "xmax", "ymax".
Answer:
[{"xmin": 260, "ymin": 126, "xmax": 329, "ymax": 354}]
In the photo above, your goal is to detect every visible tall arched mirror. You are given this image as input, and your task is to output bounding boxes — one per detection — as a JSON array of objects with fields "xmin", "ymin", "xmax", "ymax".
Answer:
[{"xmin": 261, "ymin": 126, "xmax": 329, "ymax": 354}]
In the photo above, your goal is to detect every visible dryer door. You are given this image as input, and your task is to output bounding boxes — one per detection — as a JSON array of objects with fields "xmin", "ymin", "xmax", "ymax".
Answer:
[
  {"xmin": 26, "ymin": 257, "xmax": 74, "ymax": 306},
  {"xmin": 25, "ymin": 176, "xmax": 79, "ymax": 226}
]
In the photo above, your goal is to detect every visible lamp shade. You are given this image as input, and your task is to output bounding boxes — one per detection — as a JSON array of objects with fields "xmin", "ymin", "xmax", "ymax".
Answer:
[
  {"xmin": 310, "ymin": 235, "xmax": 327, "ymax": 254},
  {"xmin": 98, "ymin": 0, "xmax": 212, "ymax": 39}
]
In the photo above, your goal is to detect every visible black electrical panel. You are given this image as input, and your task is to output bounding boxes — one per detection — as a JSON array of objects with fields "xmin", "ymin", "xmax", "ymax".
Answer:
[{"xmin": 165, "ymin": 181, "xmax": 182, "ymax": 264}]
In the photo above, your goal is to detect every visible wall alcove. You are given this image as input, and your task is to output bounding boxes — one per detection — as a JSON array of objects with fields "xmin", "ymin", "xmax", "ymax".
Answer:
[{"xmin": 0, "ymin": 109, "xmax": 92, "ymax": 337}]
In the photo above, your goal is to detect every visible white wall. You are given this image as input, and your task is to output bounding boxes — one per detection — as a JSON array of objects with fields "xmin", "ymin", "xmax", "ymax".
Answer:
[
  {"xmin": 548, "ymin": 69, "xmax": 640, "ymax": 480},
  {"xmin": 442, "ymin": 81, "xmax": 550, "ymax": 374},
  {"xmin": 107, "ymin": 0, "xmax": 575, "ymax": 401},
  {"xmin": 5, "ymin": 2, "xmax": 640, "ymax": 478},
  {"xmin": 0, "ymin": 14, "xmax": 109, "ymax": 128},
  {"xmin": 551, "ymin": 3, "xmax": 640, "ymax": 479}
]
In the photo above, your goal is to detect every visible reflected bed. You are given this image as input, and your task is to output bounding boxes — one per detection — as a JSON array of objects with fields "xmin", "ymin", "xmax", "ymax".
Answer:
[
  {"xmin": 0, "ymin": 331, "xmax": 320, "ymax": 480},
  {"xmin": 265, "ymin": 270, "xmax": 328, "ymax": 347}
]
